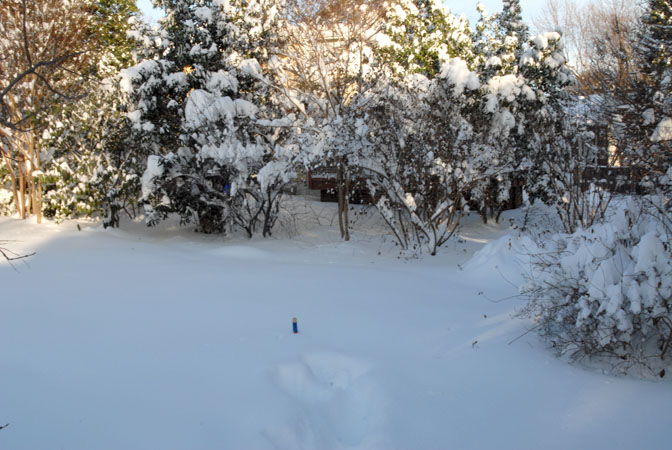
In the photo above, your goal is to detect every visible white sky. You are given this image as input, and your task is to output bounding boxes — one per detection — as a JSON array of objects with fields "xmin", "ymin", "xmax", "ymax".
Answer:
[
  {"xmin": 137, "ymin": 0, "xmax": 162, "ymax": 24},
  {"xmin": 445, "ymin": 0, "xmax": 546, "ymax": 26}
]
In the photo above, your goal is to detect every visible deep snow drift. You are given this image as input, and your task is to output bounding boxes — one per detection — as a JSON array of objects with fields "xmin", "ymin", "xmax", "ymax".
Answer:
[{"xmin": 1, "ymin": 202, "xmax": 671, "ymax": 450}]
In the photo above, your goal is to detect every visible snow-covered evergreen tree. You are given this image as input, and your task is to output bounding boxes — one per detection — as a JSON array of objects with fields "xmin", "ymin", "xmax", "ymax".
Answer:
[
  {"xmin": 473, "ymin": 8, "xmax": 576, "ymax": 221},
  {"xmin": 473, "ymin": 2, "xmax": 500, "ymax": 72},
  {"xmin": 517, "ymin": 31, "xmax": 574, "ymax": 205},
  {"xmin": 436, "ymin": 29, "xmax": 571, "ymax": 224},
  {"xmin": 637, "ymin": 0, "xmax": 672, "ymax": 198},
  {"xmin": 498, "ymin": 0, "xmax": 528, "ymax": 64},
  {"xmin": 474, "ymin": 0, "xmax": 528, "ymax": 78},
  {"xmin": 125, "ymin": 0, "xmax": 295, "ymax": 235},
  {"xmin": 466, "ymin": 1, "xmax": 538, "ymax": 220}
]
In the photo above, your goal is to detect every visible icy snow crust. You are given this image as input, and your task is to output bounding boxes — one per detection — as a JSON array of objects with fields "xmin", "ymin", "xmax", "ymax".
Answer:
[{"xmin": 1, "ymin": 205, "xmax": 671, "ymax": 450}]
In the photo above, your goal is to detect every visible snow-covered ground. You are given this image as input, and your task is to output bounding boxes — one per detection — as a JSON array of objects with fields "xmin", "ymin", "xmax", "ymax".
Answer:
[{"xmin": 1, "ymin": 201, "xmax": 671, "ymax": 450}]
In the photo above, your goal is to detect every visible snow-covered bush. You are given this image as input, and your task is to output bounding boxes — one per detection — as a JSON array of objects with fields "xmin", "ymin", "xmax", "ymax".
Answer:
[
  {"xmin": 42, "ymin": 160, "xmax": 100, "ymax": 222},
  {"xmin": 268, "ymin": 0, "xmax": 393, "ymax": 241},
  {"xmin": 355, "ymin": 68, "xmax": 482, "ymax": 255},
  {"xmin": 521, "ymin": 199, "xmax": 672, "ymax": 375},
  {"xmin": 0, "ymin": 189, "xmax": 13, "ymax": 216},
  {"xmin": 518, "ymin": 1, "xmax": 672, "ymax": 377},
  {"xmin": 41, "ymin": 79, "xmax": 141, "ymax": 227},
  {"xmin": 528, "ymin": 98, "xmax": 613, "ymax": 234},
  {"xmin": 0, "ymin": 159, "xmax": 14, "ymax": 215},
  {"xmin": 354, "ymin": 16, "xmax": 573, "ymax": 253}
]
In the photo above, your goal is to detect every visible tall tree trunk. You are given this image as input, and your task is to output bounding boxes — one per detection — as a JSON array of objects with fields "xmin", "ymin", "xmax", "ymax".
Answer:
[
  {"xmin": 337, "ymin": 164, "xmax": 345, "ymax": 238},
  {"xmin": 30, "ymin": 87, "xmax": 43, "ymax": 223},
  {"xmin": 336, "ymin": 162, "xmax": 350, "ymax": 241},
  {"xmin": 18, "ymin": 152, "xmax": 26, "ymax": 219},
  {"xmin": 33, "ymin": 133, "xmax": 42, "ymax": 224},
  {"xmin": 343, "ymin": 168, "xmax": 350, "ymax": 241},
  {"xmin": 27, "ymin": 132, "xmax": 36, "ymax": 217}
]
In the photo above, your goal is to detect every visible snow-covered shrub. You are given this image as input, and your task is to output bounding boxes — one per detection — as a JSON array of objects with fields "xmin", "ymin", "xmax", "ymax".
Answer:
[
  {"xmin": 268, "ymin": 0, "xmax": 395, "ymax": 241},
  {"xmin": 42, "ymin": 160, "xmax": 100, "ymax": 222},
  {"xmin": 355, "ymin": 70, "xmax": 482, "ymax": 255},
  {"xmin": 529, "ymin": 98, "xmax": 613, "ymax": 234},
  {"xmin": 41, "ymin": 79, "xmax": 141, "ymax": 227},
  {"xmin": 0, "ymin": 188, "xmax": 13, "ymax": 215},
  {"xmin": 521, "ymin": 199, "xmax": 672, "ymax": 375},
  {"xmin": 518, "ymin": 1, "xmax": 672, "ymax": 376},
  {"xmin": 0, "ymin": 159, "xmax": 14, "ymax": 215}
]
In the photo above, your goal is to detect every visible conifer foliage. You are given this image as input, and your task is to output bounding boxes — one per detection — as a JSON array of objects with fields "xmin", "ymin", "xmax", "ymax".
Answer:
[
  {"xmin": 638, "ymin": 0, "xmax": 672, "ymax": 196},
  {"xmin": 379, "ymin": 0, "xmax": 474, "ymax": 78}
]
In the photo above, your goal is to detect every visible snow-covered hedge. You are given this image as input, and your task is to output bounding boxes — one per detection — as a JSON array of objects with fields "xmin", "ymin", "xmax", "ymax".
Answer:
[
  {"xmin": 0, "ymin": 188, "xmax": 13, "ymax": 215},
  {"xmin": 521, "ymin": 199, "xmax": 672, "ymax": 376},
  {"xmin": 0, "ymin": 159, "xmax": 15, "ymax": 215}
]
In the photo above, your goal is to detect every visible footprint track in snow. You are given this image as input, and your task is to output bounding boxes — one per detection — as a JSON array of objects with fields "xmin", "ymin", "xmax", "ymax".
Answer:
[{"xmin": 266, "ymin": 352, "xmax": 389, "ymax": 450}]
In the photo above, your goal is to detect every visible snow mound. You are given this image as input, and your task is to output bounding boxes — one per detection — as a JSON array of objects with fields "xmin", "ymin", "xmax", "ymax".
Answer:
[
  {"xmin": 440, "ymin": 57, "xmax": 480, "ymax": 96},
  {"xmin": 267, "ymin": 352, "xmax": 388, "ymax": 449},
  {"xmin": 463, "ymin": 234, "xmax": 536, "ymax": 283}
]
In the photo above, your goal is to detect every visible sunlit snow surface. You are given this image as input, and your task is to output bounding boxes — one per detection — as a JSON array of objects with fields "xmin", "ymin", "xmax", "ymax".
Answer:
[{"xmin": 1, "ymin": 200, "xmax": 671, "ymax": 449}]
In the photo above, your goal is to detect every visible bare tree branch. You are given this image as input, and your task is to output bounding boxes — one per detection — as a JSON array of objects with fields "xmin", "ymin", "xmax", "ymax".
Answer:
[
  {"xmin": 0, "ymin": 52, "xmax": 85, "ymax": 131},
  {"xmin": 0, "ymin": 240, "xmax": 35, "ymax": 272},
  {"xmin": 0, "ymin": 0, "xmax": 94, "ymax": 130}
]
